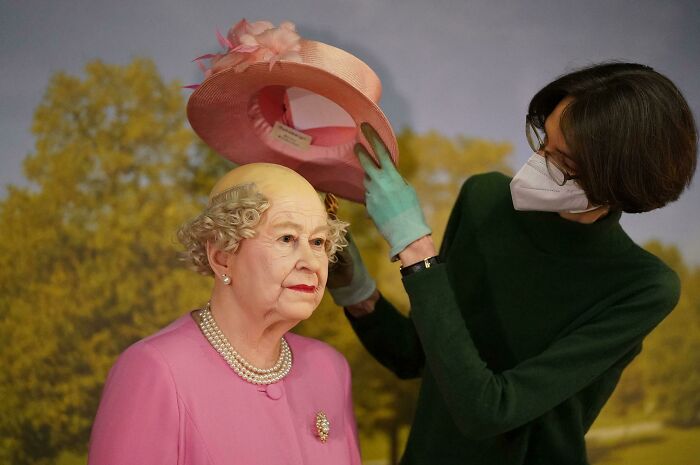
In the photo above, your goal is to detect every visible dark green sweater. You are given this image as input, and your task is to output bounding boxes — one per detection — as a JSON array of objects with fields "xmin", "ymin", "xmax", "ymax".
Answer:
[{"xmin": 348, "ymin": 172, "xmax": 680, "ymax": 464}]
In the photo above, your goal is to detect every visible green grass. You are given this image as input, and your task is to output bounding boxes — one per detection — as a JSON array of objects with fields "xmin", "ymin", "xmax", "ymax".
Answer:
[
  {"xmin": 590, "ymin": 409, "xmax": 655, "ymax": 428},
  {"xmin": 588, "ymin": 426, "xmax": 700, "ymax": 465}
]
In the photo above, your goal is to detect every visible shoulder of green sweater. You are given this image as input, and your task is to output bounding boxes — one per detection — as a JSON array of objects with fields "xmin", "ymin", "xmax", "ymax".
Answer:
[
  {"xmin": 628, "ymin": 264, "xmax": 680, "ymax": 333},
  {"xmin": 460, "ymin": 171, "xmax": 511, "ymax": 197},
  {"xmin": 458, "ymin": 171, "xmax": 513, "ymax": 226},
  {"xmin": 658, "ymin": 267, "xmax": 681, "ymax": 307},
  {"xmin": 628, "ymin": 244, "xmax": 682, "ymax": 309}
]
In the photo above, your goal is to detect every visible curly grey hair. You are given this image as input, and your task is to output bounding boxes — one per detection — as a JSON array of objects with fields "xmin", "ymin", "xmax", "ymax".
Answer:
[{"xmin": 177, "ymin": 183, "xmax": 348, "ymax": 276}]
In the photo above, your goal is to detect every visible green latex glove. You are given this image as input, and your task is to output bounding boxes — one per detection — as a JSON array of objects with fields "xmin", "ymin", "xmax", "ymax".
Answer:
[
  {"xmin": 327, "ymin": 232, "xmax": 377, "ymax": 307},
  {"xmin": 354, "ymin": 122, "xmax": 431, "ymax": 259}
]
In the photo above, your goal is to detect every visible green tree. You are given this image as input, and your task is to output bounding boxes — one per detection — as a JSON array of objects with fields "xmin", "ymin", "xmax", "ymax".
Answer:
[{"xmin": 0, "ymin": 58, "xmax": 230, "ymax": 464}]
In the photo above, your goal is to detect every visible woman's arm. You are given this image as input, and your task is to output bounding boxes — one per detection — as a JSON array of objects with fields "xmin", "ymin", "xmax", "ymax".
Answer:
[
  {"xmin": 344, "ymin": 129, "xmax": 471, "ymax": 380},
  {"xmin": 345, "ymin": 290, "xmax": 425, "ymax": 379},
  {"xmin": 404, "ymin": 264, "xmax": 679, "ymax": 439}
]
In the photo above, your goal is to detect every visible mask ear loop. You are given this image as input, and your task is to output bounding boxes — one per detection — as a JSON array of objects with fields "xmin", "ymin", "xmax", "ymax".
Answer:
[{"xmin": 567, "ymin": 204, "xmax": 601, "ymax": 214}]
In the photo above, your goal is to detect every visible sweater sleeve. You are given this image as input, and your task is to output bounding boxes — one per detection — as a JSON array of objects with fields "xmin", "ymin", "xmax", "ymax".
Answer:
[
  {"xmin": 403, "ymin": 263, "xmax": 680, "ymax": 440},
  {"xmin": 88, "ymin": 341, "xmax": 180, "ymax": 464},
  {"xmin": 345, "ymin": 295, "xmax": 425, "ymax": 379}
]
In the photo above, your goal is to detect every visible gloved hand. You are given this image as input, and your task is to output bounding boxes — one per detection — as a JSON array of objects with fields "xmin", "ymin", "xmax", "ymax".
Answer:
[
  {"xmin": 327, "ymin": 232, "xmax": 377, "ymax": 307},
  {"xmin": 354, "ymin": 122, "xmax": 431, "ymax": 259}
]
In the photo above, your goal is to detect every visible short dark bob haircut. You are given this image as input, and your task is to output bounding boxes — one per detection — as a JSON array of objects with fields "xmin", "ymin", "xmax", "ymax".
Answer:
[{"xmin": 528, "ymin": 62, "xmax": 697, "ymax": 213}]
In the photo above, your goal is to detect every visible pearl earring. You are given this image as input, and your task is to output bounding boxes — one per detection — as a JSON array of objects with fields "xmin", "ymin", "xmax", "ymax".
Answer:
[{"xmin": 221, "ymin": 274, "xmax": 231, "ymax": 285}]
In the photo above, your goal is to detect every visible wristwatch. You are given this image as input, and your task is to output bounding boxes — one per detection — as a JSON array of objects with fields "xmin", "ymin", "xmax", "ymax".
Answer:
[{"xmin": 399, "ymin": 256, "xmax": 441, "ymax": 277}]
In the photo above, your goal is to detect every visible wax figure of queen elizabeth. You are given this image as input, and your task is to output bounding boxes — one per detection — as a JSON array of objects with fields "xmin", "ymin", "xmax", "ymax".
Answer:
[{"xmin": 88, "ymin": 163, "xmax": 361, "ymax": 464}]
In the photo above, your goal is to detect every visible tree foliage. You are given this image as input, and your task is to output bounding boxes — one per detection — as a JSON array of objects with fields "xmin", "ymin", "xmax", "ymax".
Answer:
[{"xmin": 0, "ymin": 58, "xmax": 231, "ymax": 464}]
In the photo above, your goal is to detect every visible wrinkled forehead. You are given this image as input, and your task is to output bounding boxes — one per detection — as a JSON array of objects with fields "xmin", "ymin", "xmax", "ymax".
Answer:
[
  {"xmin": 265, "ymin": 195, "xmax": 328, "ymax": 221},
  {"xmin": 263, "ymin": 195, "xmax": 328, "ymax": 227}
]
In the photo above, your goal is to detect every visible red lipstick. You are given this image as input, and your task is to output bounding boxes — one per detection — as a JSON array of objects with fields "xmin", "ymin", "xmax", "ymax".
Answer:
[{"xmin": 288, "ymin": 284, "xmax": 317, "ymax": 293}]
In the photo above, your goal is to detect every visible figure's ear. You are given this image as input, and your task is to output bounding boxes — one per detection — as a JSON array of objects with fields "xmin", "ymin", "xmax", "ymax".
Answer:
[{"xmin": 206, "ymin": 241, "xmax": 232, "ymax": 277}]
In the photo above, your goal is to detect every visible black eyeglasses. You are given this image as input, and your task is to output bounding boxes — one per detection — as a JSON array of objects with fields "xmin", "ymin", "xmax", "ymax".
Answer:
[{"xmin": 525, "ymin": 115, "xmax": 578, "ymax": 186}]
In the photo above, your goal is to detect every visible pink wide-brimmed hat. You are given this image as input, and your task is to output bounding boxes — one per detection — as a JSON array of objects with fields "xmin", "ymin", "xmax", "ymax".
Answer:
[{"xmin": 186, "ymin": 19, "xmax": 398, "ymax": 203}]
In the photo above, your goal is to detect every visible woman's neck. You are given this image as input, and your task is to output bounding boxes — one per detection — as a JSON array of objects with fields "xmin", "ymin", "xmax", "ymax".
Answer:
[{"xmin": 208, "ymin": 290, "xmax": 297, "ymax": 369}]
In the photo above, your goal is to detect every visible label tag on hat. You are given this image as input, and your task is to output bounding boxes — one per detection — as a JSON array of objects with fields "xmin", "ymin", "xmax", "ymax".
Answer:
[{"xmin": 270, "ymin": 121, "xmax": 312, "ymax": 150}]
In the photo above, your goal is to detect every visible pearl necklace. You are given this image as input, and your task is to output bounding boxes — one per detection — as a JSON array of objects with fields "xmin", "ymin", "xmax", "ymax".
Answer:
[{"xmin": 196, "ymin": 303, "xmax": 293, "ymax": 385}]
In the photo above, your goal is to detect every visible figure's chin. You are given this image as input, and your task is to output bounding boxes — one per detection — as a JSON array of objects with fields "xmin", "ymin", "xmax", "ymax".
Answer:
[
  {"xmin": 278, "ymin": 301, "xmax": 319, "ymax": 323},
  {"xmin": 297, "ymin": 309, "xmax": 317, "ymax": 322}
]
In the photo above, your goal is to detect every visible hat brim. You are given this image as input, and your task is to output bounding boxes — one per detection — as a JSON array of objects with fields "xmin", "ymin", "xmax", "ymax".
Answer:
[{"xmin": 187, "ymin": 60, "xmax": 398, "ymax": 203}]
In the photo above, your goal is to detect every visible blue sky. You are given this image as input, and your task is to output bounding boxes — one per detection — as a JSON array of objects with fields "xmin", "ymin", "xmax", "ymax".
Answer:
[{"xmin": 2, "ymin": 0, "xmax": 699, "ymax": 263}]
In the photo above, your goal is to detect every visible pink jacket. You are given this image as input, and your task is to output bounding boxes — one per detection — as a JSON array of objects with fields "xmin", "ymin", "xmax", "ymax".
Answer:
[{"xmin": 88, "ymin": 313, "xmax": 361, "ymax": 465}]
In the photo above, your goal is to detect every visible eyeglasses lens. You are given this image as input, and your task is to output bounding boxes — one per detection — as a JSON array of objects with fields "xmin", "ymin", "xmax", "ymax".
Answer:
[{"xmin": 525, "ymin": 120, "xmax": 544, "ymax": 153}]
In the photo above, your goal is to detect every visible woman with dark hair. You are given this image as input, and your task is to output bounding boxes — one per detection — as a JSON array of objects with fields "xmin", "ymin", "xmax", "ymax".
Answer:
[{"xmin": 327, "ymin": 62, "xmax": 697, "ymax": 464}]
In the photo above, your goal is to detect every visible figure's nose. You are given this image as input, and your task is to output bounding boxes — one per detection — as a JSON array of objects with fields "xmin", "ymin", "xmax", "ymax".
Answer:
[{"xmin": 296, "ymin": 241, "xmax": 323, "ymax": 273}]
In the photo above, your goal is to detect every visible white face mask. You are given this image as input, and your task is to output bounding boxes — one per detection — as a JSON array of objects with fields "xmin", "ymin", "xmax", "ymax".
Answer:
[{"xmin": 510, "ymin": 153, "xmax": 598, "ymax": 213}]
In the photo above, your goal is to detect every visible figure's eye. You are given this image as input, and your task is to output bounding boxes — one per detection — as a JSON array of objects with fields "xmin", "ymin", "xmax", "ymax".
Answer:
[
  {"xmin": 311, "ymin": 237, "xmax": 326, "ymax": 248},
  {"xmin": 279, "ymin": 234, "xmax": 296, "ymax": 244}
]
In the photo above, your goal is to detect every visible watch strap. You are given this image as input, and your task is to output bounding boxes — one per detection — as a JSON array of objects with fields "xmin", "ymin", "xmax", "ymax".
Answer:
[{"xmin": 399, "ymin": 256, "xmax": 441, "ymax": 277}]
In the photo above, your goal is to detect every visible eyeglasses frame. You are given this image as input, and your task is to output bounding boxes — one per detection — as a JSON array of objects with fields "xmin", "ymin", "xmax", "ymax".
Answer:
[{"xmin": 525, "ymin": 115, "xmax": 578, "ymax": 187}]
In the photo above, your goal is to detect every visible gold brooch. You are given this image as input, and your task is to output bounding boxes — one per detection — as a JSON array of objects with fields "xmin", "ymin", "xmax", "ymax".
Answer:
[{"xmin": 315, "ymin": 411, "xmax": 330, "ymax": 443}]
